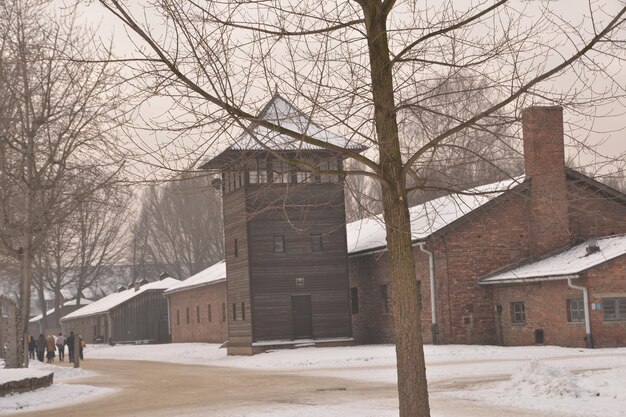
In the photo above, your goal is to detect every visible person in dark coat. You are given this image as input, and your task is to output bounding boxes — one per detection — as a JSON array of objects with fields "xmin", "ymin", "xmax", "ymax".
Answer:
[
  {"xmin": 35, "ymin": 334, "xmax": 46, "ymax": 362},
  {"xmin": 28, "ymin": 336, "xmax": 36, "ymax": 360},
  {"xmin": 66, "ymin": 332, "xmax": 75, "ymax": 362}
]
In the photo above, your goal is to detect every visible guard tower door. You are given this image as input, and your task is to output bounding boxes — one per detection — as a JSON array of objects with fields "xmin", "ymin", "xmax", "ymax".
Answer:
[{"xmin": 291, "ymin": 295, "xmax": 313, "ymax": 339}]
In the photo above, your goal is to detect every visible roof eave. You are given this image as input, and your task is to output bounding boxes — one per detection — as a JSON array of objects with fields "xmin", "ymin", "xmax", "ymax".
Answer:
[
  {"xmin": 163, "ymin": 278, "xmax": 227, "ymax": 296},
  {"xmin": 479, "ymin": 273, "xmax": 581, "ymax": 286}
]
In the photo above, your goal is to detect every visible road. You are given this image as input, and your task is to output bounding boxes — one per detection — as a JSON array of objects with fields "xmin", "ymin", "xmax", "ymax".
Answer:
[{"xmin": 7, "ymin": 359, "xmax": 569, "ymax": 417}]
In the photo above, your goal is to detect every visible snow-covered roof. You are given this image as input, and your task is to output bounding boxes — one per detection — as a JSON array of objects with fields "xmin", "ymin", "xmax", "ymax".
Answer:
[
  {"xmin": 231, "ymin": 95, "xmax": 363, "ymax": 151},
  {"xmin": 202, "ymin": 95, "xmax": 364, "ymax": 169},
  {"xmin": 164, "ymin": 261, "xmax": 226, "ymax": 295},
  {"xmin": 346, "ymin": 176, "xmax": 526, "ymax": 254},
  {"xmin": 61, "ymin": 278, "xmax": 180, "ymax": 321},
  {"xmin": 29, "ymin": 299, "xmax": 93, "ymax": 323},
  {"xmin": 480, "ymin": 234, "xmax": 626, "ymax": 285}
]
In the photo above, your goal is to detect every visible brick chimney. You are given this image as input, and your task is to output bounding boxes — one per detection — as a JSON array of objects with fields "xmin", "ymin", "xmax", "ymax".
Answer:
[{"xmin": 522, "ymin": 106, "xmax": 571, "ymax": 257}]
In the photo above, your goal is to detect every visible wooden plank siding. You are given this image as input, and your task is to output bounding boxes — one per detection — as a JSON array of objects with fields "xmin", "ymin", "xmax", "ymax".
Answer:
[
  {"xmin": 223, "ymin": 186, "xmax": 254, "ymax": 347},
  {"xmin": 62, "ymin": 290, "xmax": 169, "ymax": 344},
  {"xmin": 244, "ymin": 183, "xmax": 352, "ymax": 342}
]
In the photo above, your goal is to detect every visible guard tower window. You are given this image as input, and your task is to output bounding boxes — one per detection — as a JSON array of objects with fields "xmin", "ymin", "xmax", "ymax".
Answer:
[
  {"xmin": 248, "ymin": 158, "xmax": 268, "ymax": 184},
  {"xmin": 273, "ymin": 235, "xmax": 285, "ymax": 253},
  {"xmin": 271, "ymin": 159, "xmax": 291, "ymax": 184},
  {"xmin": 311, "ymin": 234, "xmax": 323, "ymax": 252},
  {"xmin": 319, "ymin": 157, "xmax": 340, "ymax": 183},
  {"xmin": 232, "ymin": 303, "xmax": 237, "ymax": 321}
]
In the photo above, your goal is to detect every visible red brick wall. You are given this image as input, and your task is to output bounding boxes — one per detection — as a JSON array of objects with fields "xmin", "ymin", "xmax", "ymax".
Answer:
[
  {"xmin": 168, "ymin": 282, "xmax": 229, "ymax": 343},
  {"xmin": 568, "ymin": 181, "xmax": 626, "ymax": 238},
  {"xmin": 492, "ymin": 255, "xmax": 626, "ymax": 348}
]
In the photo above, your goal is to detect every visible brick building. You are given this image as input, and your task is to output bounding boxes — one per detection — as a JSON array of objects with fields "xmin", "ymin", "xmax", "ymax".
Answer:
[
  {"xmin": 164, "ymin": 261, "xmax": 229, "ymax": 343},
  {"xmin": 348, "ymin": 106, "xmax": 626, "ymax": 348},
  {"xmin": 167, "ymin": 101, "xmax": 625, "ymax": 352}
]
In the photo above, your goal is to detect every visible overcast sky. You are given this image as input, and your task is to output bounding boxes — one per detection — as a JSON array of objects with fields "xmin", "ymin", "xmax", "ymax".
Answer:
[{"xmin": 67, "ymin": 0, "xmax": 625, "ymax": 177}]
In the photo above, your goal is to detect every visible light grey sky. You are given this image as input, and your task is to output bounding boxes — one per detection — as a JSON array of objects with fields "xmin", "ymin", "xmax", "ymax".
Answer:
[{"xmin": 69, "ymin": 0, "xmax": 625, "ymax": 176}]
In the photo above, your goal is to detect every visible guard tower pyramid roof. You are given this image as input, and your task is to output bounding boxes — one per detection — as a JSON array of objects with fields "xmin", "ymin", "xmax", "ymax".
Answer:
[{"xmin": 201, "ymin": 94, "xmax": 365, "ymax": 169}]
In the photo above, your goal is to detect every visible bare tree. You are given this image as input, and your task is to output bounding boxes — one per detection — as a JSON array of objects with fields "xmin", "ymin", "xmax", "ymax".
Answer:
[
  {"xmin": 97, "ymin": 1, "xmax": 626, "ymax": 415},
  {"xmin": 0, "ymin": 0, "xmax": 125, "ymax": 366},
  {"xmin": 131, "ymin": 174, "xmax": 224, "ymax": 280}
]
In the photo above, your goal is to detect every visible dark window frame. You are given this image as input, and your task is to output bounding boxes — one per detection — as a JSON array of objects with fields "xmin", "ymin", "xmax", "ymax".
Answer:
[
  {"xmin": 241, "ymin": 302, "xmax": 246, "ymax": 321},
  {"xmin": 510, "ymin": 301, "xmax": 526, "ymax": 324},
  {"xmin": 381, "ymin": 284, "xmax": 389, "ymax": 313},
  {"xmin": 196, "ymin": 305, "xmax": 201, "ymax": 323},
  {"xmin": 176, "ymin": 309, "xmax": 180, "ymax": 326},
  {"xmin": 208, "ymin": 304, "xmax": 212, "ymax": 322},
  {"xmin": 350, "ymin": 287, "xmax": 359, "ymax": 314},
  {"xmin": 567, "ymin": 299, "xmax": 585, "ymax": 322},
  {"xmin": 221, "ymin": 303, "xmax": 226, "ymax": 322},
  {"xmin": 273, "ymin": 235, "xmax": 285, "ymax": 253},
  {"xmin": 234, "ymin": 239, "xmax": 238, "ymax": 257},
  {"xmin": 232, "ymin": 303, "xmax": 237, "ymax": 321},
  {"xmin": 603, "ymin": 297, "xmax": 626, "ymax": 321},
  {"xmin": 186, "ymin": 307, "xmax": 190, "ymax": 324},
  {"xmin": 311, "ymin": 234, "xmax": 323, "ymax": 252}
]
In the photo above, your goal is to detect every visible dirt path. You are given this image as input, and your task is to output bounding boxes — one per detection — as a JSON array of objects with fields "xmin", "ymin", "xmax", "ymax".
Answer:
[{"xmin": 7, "ymin": 359, "xmax": 570, "ymax": 417}]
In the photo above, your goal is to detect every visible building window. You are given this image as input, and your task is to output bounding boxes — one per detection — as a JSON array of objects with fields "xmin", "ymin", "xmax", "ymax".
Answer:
[
  {"xmin": 247, "ymin": 158, "xmax": 268, "ymax": 184},
  {"xmin": 232, "ymin": 303, "xmax": 237, "ymax": 321},
  {"xmin": 273, "ymin": 235, "xmax": 285, "ymax": 253},
  {"xmin": 241, "ymin": 302, "xmax": 246, "ymax": 321},
  {"xmin": 222, "ymin": 303, "xmax": 226, "ymax": 322},
  {"xmin": 197, "ymin": 306, "xmax": 201, "ymax": 323},
  {"xmin": 311, "ymin": 234, "xmax": 323, "ymax": 252},
  {"xmin": 271, "ymin": 159, "xmax": 291, "ymax": 184},
  {"xmin": 176, "ymin": 309, "xmax": 180, "ymax": 326},
  {"xmin": 234, "ymin": 239, "xmax": 238, "ymax": 257},
  {"xmin": 351, "ymin": 287, "xmax": 359, "ymax": 314},
  {"xmin": 381, "ymin": 284, "xmax": 389, "ymax": 313},
  {"xmin": 208, "ymin": 304, "xmax": 212, "ymax": 322},
  {"xmin": 603, "ymin": 297, "xmax": 626, "ymax": 321},
  {"xmin": 567, "ymin": 299, "xmax": 585, "ymax": 322},
  {"xmin": 510, "ymin": 302, "xmax": 526, "ymax": 324},
  {"xmin": 186, "ymin": 307, "xmax": 190, "ymax": 324}
]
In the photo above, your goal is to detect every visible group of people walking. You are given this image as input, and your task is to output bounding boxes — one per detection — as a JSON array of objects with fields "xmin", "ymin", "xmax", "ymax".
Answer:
[{"xmin": 28, "ymin": 332, "xmax": 84, "ymax": 363}]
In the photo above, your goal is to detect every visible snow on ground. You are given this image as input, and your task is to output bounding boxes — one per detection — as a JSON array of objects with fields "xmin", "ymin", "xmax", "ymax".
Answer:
[
  {"xmin": 7, "ymin": 344, "xmax": 626, "ymax": 416},
  {"xmin": 86, "ymin": 342, "xmax": 626, "ymax": 417},
  {"xmin": 0, "ymin": 359, "xmax": 110, "ymax": 414},
  {"xmin": 449, "ymin": 360, "xmax": 626, "ymax": 417},
  {"xmin": 0, "ymin": 383, "xmax": 114, "ymax": 414}
]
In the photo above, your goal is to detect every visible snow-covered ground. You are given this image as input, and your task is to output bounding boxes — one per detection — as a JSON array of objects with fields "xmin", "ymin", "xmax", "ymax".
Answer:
[
  {"xmin": 0, "ymin": 359, "xmax": 113, "ymax": 414},
  {"xmin": 85, "ymin": 342, "xmax": 626, "ymax": 417}
]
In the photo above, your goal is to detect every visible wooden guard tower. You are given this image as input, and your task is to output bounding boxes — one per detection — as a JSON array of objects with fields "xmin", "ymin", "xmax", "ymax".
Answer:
[{"xmin": 202, "ymin": 95, "xmax": 364, "ymax": 355}]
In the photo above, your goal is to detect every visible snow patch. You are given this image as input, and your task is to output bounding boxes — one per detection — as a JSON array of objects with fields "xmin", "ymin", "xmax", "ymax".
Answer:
[{"xmin": 506, "ymin": 360, "xmax": 599, "ymax": 398}]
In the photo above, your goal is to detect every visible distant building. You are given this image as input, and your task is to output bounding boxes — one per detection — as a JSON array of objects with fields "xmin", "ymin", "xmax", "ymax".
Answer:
[
  {"xmin": 28, "ymin": 299, "xmax": 92, "ymax": 338},
  {"xmin": 164, "ymin": 261, "xmax": 228, "ymax": 343},
  {"xmin": 60, "ymin": 278, "xmax": 179, "ymax": 344}
]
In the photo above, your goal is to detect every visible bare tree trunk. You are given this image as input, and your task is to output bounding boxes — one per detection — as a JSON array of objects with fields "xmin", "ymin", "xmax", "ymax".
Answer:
[{"xmin": 361, "ymin": 2, "xmax": 430, "ymax": 416}]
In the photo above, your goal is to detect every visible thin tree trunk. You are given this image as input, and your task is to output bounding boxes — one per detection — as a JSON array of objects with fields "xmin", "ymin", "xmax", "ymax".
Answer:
[{"xmin": 361, "ymin": 2, "xmax": 431, "ymax": 416}]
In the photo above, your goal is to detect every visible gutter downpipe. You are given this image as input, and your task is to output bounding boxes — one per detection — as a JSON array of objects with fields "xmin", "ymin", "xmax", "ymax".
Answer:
[
  {"xmin": 567, "ymin": 277, "xmax": 593, "ymax": 348},
  {"xmin": 418, "ymin": 242, "xmax": 438, "ymax": 344}
]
